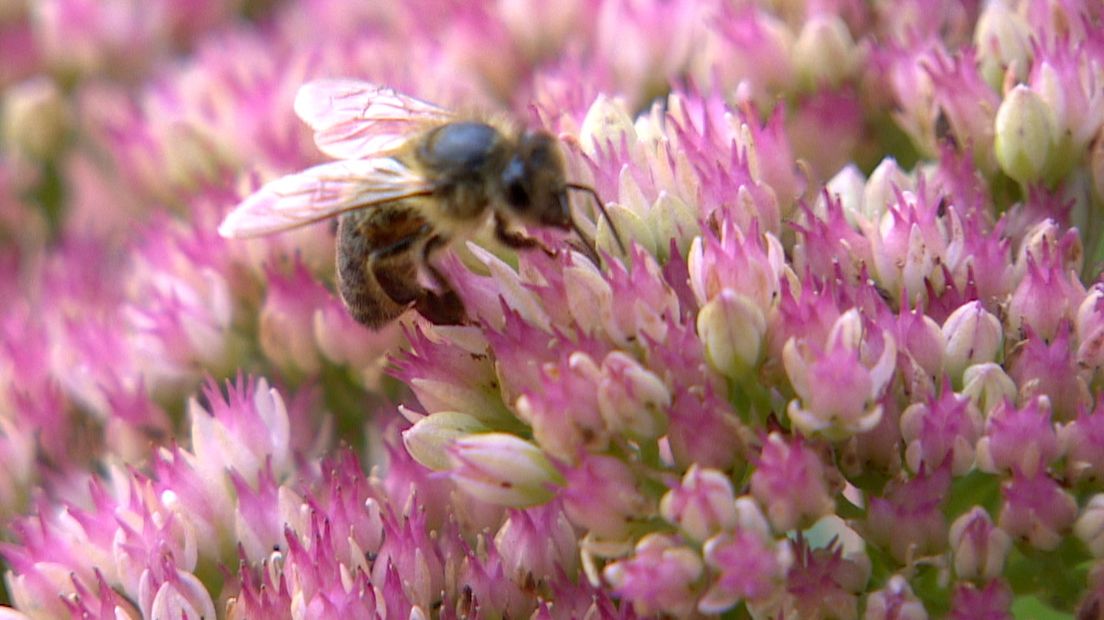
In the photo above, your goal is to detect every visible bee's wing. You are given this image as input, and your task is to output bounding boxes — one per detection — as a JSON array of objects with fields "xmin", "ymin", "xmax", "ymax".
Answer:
[
  {"xmin": 294, "ymin": 79, "xmax": 455, "ymax": 160},
  {"xmin": 218, "ymin": 158, "xmax": 434, "ymax": 238}
]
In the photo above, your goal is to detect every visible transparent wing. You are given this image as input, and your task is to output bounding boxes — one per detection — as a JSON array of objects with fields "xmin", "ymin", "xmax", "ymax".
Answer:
[
  {"xmin": 294, "ymin": 79, "xmax": 455, "ymax": 159},
  {"xmin": 218, "ymin": 158, "xmax": 434, "ymax": 238}
]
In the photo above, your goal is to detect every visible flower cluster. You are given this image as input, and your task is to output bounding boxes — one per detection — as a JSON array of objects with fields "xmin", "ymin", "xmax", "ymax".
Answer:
[{"xmin": 1, "ymin": 0, "xmax": 1104, "ymax": 618}]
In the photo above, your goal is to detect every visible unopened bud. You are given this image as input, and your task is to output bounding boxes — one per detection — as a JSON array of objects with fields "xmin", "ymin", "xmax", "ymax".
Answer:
[
  {"xmin": 961, "ymin": 363, "xmax": 1016, "ymax": 416},
  {"xmin": 948, "ymin": 507, "xmax": 1011, "ymax": 580},
  {"xmin": 660, "ymin": 466, "xmax": 738, "ymax": 542},
  {"xmin": 403, "ymin": 412, "xmax": 489, "ymax": 471},
  {"xmin": 448, "ymin": 433, "xmax": 563, "ymax": 507},
  {"xmin": 863, "ymin": 158, "xmax": 911, "ymax": 223},
  {"xmin": 2, "ymin": 76, "xmax": 69, "ymax": 160},
  {"xmin": 698, "ymin": 289, "xmax": 767, "ymax": 379},
  {"xmin": 942, "ymin": 301, "xmax": 1003, "ymax": 381},
  {"xmin": 597, "ymin": 352, "xmax": 670, "ymax": 440},
  {"xmin": 1075, "ymin": 494, "xmax": 1104, "ymax": 557},
  {"xmin": 580, "ymin": 94, "xmax": 637, "ymax": 156},
  {"xmin": 793, "ymin": 15, "xmax": 857, "ymax": 91},
  {"xmin": 994, "ymin": 85, "xmax": 1054, "ymax": 185},
  {"xmin": 974, "ymin": 0, "xmax": 1031, "ymax": 89}
]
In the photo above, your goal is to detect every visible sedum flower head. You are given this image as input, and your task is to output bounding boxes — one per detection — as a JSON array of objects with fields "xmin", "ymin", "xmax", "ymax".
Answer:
[{"xmin": 5, "ymin": 0, "xmax": 1104, "ymax": 618}]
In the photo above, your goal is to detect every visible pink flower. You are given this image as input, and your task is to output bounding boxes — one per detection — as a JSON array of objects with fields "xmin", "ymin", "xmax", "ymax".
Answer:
[
  {"xmin": 1007, "ymin": 243, "xmax": 1087, "ymax": 343},
  {"xmin": 787, "ymin": 89, "xmax": 865, "ymax": 182},
  {"xmin": 665, "ymin": 385, "xmax": 747, "ymax": 471},
  {"xmin": 493, "ymin": 502, "xmax": 578, "ymax": 586},
  {"xmin": 1028, "ymin": 35, "xmax": 1104, "ymax": 179},
  {"xmin": 688, "ymin": 216, "xmax": 783, "ymax": 324},
  {"xmin": 7, "ymin": 0, "xmax": 1104, "ymax": 615},
  {"xmin": 750, "ymin": 433, "xmax": 836, "ymax": 532},
  {"xmin": 514, "ymin": 349, "xmax": 610, "ymax": 463},
  {"xmin": 603, "ymin": 533, "xmax": 703, "ymax": 617},
  {"xmin": 783, "ymin": 309, "xmax": 897, "ymax": 439},
  {"xmin": 706, "ymin": 6, "xmax": 796, "ymax": 104},
  {"xmin": 948, "ymin": 580, "xmax": 1013, "ymax": 620},
  {"xmin": 560, "ymin": 454, "xmax": 650, "ymax": 540},
  {"xmin": 32, "ymin": 0, "xmax": 165, "ymax": 78},
  {"xmin": 948, "ymin": 507, "xmax": 1012, "ymax": 581},
  {"xmin": 1058, "ymin": 398, "xmax": 1104, "ymax": 484},
  {"xmin": 866, "ymin": 466, "xmax": 951, "ymax": 564},
  {"xmin": 924, "ymin": 49, "xmax": 1001, "ymax": 173},
  {"xmin": 699, "ymin": 506, "xmax": 792, "ymax": 613},
  {"xmin": 660, "ymin": 465, "xmax": 739, "ymax": 542},
  {"xmin": 372, "ymin": 502, "xmax": 443, "ymax": 610},
  {"xmin": 765, "ymin": 537, "xmax": 866, "ymax": 620},
  {"xmin": 976, "ymin": 396, "xmax": 1060, "ymax": 476},
  {"xmin": 1007, "ymin": 324, "xmax": 1091, "ymax": 422},
  {"xmin": 893, "ymin": 305, "xmax": 945, "ymax": 390},
  {"xmin": 900, "ymin": 381, "xmax": 983, "ymax": 475},
  {"xmin": 998, "ymin": 471, "xmax": 1078, "ymax": 551},
  {"xmin": 864, "ymin": 576, "xmax": 928, "ymax": 620},
  {"xmin": 257, "ymin": 259, "xmax": 371, "ymax": 378},
  {"xmin": 393, "ymin": 324, "xmax": 513, "ymax": 423},
  {"xmin": 1076, "ymin": 284, "xmax": 1104, "ymax": 371},
  {"xmin": 139, "ymin": 555, "xmax": 217, "ymax": 620}
]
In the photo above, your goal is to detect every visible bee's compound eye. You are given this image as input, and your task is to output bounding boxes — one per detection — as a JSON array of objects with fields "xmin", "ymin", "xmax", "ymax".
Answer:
[
  {"xmin": 506, "ymin": 179, "xmax": 529, "ymax": 207},
  {"xmin": 502, "ymin": 159, "xmax": 530, "ymax": 208}
]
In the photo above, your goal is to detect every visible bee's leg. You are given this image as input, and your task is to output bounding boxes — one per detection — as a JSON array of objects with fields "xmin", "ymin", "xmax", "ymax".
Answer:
[
  {"xmin": 368, "ymin": 223, "xmax": 432, "ymax": 262},
  {"xmin": 411, "ymin": 233, "xmax": 466, "ymax": 325},
  {"xmin": 367, "ymin": 224, "xmax": 432, "ymax": 308},
  {"xmin": 337, "ymin": 214, "xmax": 418, "ymax": 328},
  {"xmin": 493, "ymin": 212, "xmax": 556, "ymax": 258}
]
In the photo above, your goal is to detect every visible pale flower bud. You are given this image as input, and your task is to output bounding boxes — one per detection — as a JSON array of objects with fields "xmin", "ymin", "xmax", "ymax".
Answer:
[
  {"xmin": 659, "ymin": 466, "xmax": 739, "ymax": 542},
  {"xmin": 822, "ymin": 163, "xmax": 867, "ymax": 227},
  {"xmin": 863, "ymin": 158, "xmax": 911, "ymax": 224},
  {"xmin": 402, "ymin": 412, "xmax": 489, "ymax": 471},
  {"xmin": 864, "ymin": 576, "xmax": 927, "ymax": 620},
  {"xmin": 597, "ymin": 201, "xmax": 655, "ymax": 258},
  {"xmin": 447, "ymin": 433, "xmax": 563, "ymax": 507},
  {"xmin": 697, "ymin": 289, "xmax": 767, "ymax": 379},
  {"xmin": 961, "ymin": 362, "xmax": 1017, "ymax": 416},
  {"xmin": 793, "ymin": 14, "xmax": 857, "ymax": 91},
  {"xmin": 974, "ymin": 0, "xmax": 1031, "ymax": 89},
  {"xmin": 144, "ymin": 570, "xmax": 217, "ymax": 620},
  {"xmin": 580, "ymin": 94, "xmax": 637, "ymax": 156},
  {"xmin": 784, "ymin": 310, "xmax": 896, "ymax": 440},
  {"xmin": 948, "ymin": 507, "xmax": 1012, "ymax": 580},
  {"xmin": 648, "ymin": 191, "xmax": 700, "ymax": 258},
  {"xmin": 994, "ymin": 85, "xmax": 1055, "ymax": 185},
  {"xmin": 1076, "ymin": 285, "xmax": 1104, "ymax": 370},
  {"xmin": 942, "ymin": 301, "xmax": 1003, "ymax": 381},
  {"xmin": 604, "ymin": 534, "xmax": 704, "ymax": 617},
  {"xmin": 2, "ymin": 76, "xmax": 69, "ymax": 161},
  {"xmin": 597, "ymin": 351, "xmax": 670, "ymax": 441},
  {"xmin": 1076, "ymin": 494, "xmax": 1104, "ymax": 558}
]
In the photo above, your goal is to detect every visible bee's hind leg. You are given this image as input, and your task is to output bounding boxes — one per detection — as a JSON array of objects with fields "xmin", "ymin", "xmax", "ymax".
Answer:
[
  {"xmin": 337, "ymin": 215, "xmax": 421, "ymax": 329},
  {"xmin": 366, "ymin": 223, "xmax": 432, "ymax": 307},
  {"xmin": 409, "ymin": 233, "xmax": 466, "ymax": 326}
]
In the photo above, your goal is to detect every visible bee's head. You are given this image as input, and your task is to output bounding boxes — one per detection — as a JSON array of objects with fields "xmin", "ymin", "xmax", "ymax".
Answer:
[
  {"xmin": 501, "ymin": 130, "xmax": 625, "ymax": 256},
  {"xmin": 500, "ymin": 130, "xmax": 571, "ymax": 228}
]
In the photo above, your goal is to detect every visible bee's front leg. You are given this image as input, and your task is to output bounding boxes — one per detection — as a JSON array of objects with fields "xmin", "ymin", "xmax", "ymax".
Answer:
[{"xmin": 493, "ymin": 212, "xmax": 556, "ymax": 258}]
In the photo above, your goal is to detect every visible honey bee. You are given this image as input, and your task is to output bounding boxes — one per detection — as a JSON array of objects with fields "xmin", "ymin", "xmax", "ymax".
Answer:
[{"xmin": 219, "ymin": 79, "xmax": 622, "ymax": 328}]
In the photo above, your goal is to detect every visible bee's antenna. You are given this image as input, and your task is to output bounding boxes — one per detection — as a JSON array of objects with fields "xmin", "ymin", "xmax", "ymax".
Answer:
[
  {"xmin": 557, "ymin": 191, "xmax": 601, "ymax": 265},
  {"xmin": 565, "ymin": 183, "xmax": 627, "ymax": 254}
]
